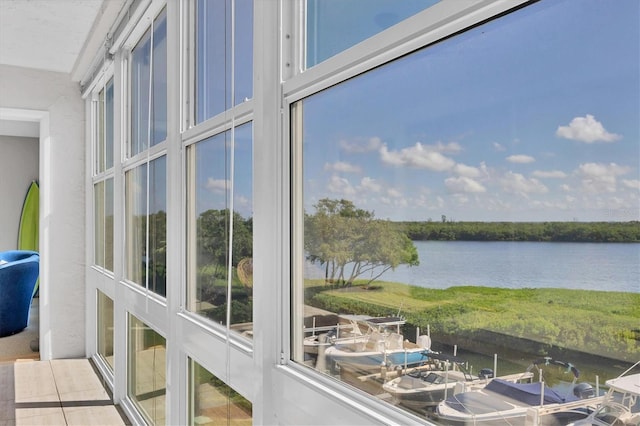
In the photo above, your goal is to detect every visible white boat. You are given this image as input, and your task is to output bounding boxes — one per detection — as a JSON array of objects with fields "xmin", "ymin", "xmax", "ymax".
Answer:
[
  {"xmin": 319, "ymin": 316, "xmax": 432, "ymax": 374},
  {"xmin": 435, "ymin": 359, "xmax": 599, "ymax": 425},
  {"xmin": 566, "ymin": 361, "xmax": 640, "ymax": 426},
  {"xmin": 383, "ymin": 354, "xmax": 534, "ymax": 410},
  {"xmin": 303, "ymin": 315, "xmax": 368, "ymax": 355}
]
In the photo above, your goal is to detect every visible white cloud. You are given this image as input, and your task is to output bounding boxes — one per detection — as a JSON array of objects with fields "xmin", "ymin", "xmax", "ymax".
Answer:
[
  {"xmin": 622, "ymin": 179, "xmax": 640, "ymax": 190},
  {"xmin": 358, "ymin": 177, "xmax": 382, "ymax": 193},
  {"xmin": 206, "ymin": 178, "xmax": 229, "ymax": 193},
  {"xmin": 532, "ymin": 170, "xmax": 567, "ymax": 178},
  {"xmin": 531, "ymin": 200, "xmax": 556, "ymax": 209},
  {"xmin": 577, "ymin": 162, "xmax": 630, "ymax": 193},
  {"xmin": 324, "ymin": 161, "xmax": 361, "ymax": 173},
  {"xmin": 493, "ymin": 142, "xmax": 506, "ymax": 151},
  {"xmin": 454, "ymin": 163, "xmax": 481, "ymax": 178},
  {"xmin": 327, "ymin": 175, "xmax": 356, "ymax": 195},
  {"xmin": 418, "ymin": 186, "xmax": 432, "ymax": 195},
  {"xmin": 479, "ymin": 161, "xmax": 490, "ymax": 175},
  {"xmin": 433, "ymin": 141, "xmax": 463, "ymax": 153},
  {"xmin": 395, "ymin": 198, "xmax": 409, "ymax": 208},
  {"xmin": 235, "ymin": 195, "xmax": 250, "ymax": 209},
  {"xmin": 579, "ymin": 162, "xmax": 630, "ymax": 177},
  {"xmin": 339, "ymin": 136, "xmax": 383, "ymax": 153},
  {"xmin": 507, "ymin": 154, "xmax": 535, "ymax": 164},
  {"xmin": 379, "ymin": 142, "xmax": 456, "ymax": 171},
  {"xmin": 378, "ymin": 196, "xmax": 408, "ymax": 208},
  {"xmin": 414, "ymin": 194, "xmax": 428, "ymax": 207},
  {"xmin": 445, "ymin": 176, "xmax": 486, "ymax": 193},
  {"xmin": 387, "ymin": 188, "xmax": 403, "ymax": 198},
  {"xmin": 556, "ymin": 114, "xmax": 621, "ymax": 143},
  {"xmin": 501, "ymin": 171, "xmax": 548, "ymax": 195},
  {"xmin": 452, "ymin": 194, "xmax": 470, "ymax": 205}
]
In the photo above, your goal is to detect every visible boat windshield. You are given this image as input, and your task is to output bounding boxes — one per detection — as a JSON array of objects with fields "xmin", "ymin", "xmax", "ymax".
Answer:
[
  {"xmin": 610, "ymin": 389, "xmax": 639, "ymax": 413},
  {"xmin": 422, "ymin": 372, "xmax": 458, "ymax": 384},
  {"xmin": 593, "ymin": 403, "xmax": 629, "ymax": 425}
]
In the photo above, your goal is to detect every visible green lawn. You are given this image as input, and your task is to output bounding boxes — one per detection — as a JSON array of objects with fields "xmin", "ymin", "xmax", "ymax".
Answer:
[{"xmin": 306, "ymin": 280, "xmax": 640, "ymax": 361}]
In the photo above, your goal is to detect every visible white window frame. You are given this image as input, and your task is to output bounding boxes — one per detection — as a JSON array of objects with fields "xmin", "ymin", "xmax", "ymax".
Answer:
[
  {"xmin": 282, "ymin": 1, "xmax": 532, "ymax": 424},
  {"xmin": 84, "ymin": 60, "xmax": 119, "ymax": 393},
  {"xmin": 76, "ymin": 1, "xmax": 553, "ymax": 425}
]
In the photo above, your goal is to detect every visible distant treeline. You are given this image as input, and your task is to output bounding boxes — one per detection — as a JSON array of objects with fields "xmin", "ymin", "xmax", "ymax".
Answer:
[{"xmin": 394, "ymin": 221, "xmax": 640, "ymax": 243}]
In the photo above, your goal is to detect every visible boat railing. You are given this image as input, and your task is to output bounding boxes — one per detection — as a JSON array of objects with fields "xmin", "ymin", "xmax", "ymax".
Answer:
[
  {"xmin": 524, "ymin": 395, "xmax": 605, "ymax": 425},
  {"xmin": 452, "ymin": 371, "xmax": 534, "ymax": 394},
  {"xmin": 498, "ymin": 371, "xmax": 535, "ymax": 384},
  {"xmin": 303, "ymin": 325, "xmax": 338, "ymax": 334}
]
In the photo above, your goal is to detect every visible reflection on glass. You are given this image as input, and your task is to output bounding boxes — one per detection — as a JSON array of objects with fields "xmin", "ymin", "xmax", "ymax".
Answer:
[
  {"xmin": 94, "ymin": 181, "xmax": 105, "ymax": 267},
  {"xmin": 295, "ymin": 0, "xmax": 639, "ymax": 422},
  {"xmin": 95, "ymin": 178, "xmax": 114, "ymax": 271},
  {"xmin": 187, "ymin": 123, "xmax": 253, "ymax": 337},
  {"xmin": 131, "ymin": 8, "xmax": 167, "ymax": 157},
  {"xmin": 97, "ymin": 88, "xmax": 105, "ymax": 173},
  {"xmin": 189, "ymin": 359, "xmax": 252, "ymax": 425},
  {"xmin": 125, "ymin": 157, "xmax": 167, "ymax": 296},
  {"xmin": 105, "ymin": 78, "xmax": 114, "ymax": 169},
  {"xmin": 196, "ymin": 0, "xmax": 253, "ymax": 123},
  {"xmin": 128, "ymin": 314, "xmax": 166, "ymax": 425},
  {"xmin": 105, "ymin": 178, "xmax": 114, "ymax": 271},
  {"xmin": 97, "ymin": 291, "xmax": 114, "ymax": 371},
  {"xmin": 306, "ymin": 0, "xmax": 438, "ymax": 67}
]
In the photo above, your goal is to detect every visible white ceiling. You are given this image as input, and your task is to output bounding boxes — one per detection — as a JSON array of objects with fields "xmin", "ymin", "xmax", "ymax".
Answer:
[
  {"xmin": 0, "ymin": 0, "xmax": 105, "ymax": 74},
  {"xmin": 0, "ymin": 0, "xmax": 126, "ymax": 138}
]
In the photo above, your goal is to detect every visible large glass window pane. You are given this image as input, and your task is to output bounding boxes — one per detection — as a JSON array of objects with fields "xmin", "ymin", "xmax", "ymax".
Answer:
[
  {"xmin": 97, "ymin": 291, "xmax": 114, "ymax": 371},
  {"xmin": 96, "ymin": 88, "xmax": 106, "ymax": 173},
  {"xmin": 131, "ymin": 9, "xmax": 167, "ymax": 157},
  {"xmin": 105, "ymin": 177, "xmax": 114, "ymax": 271},
  {"xmin": 94, "ymin": 181, "xmax": 105, "ymax": 267},
  {"xmin": 94, "ymin": 178, "xmax": 114, "ymax": 271},
  {"xmin": 187, "ymin": 123, "xmax": 253, "ymax": 336},
  {"xmin": 126, "ymin": 164, "xmax": 146, "ymax": 286},
  {"xmin": 306, "ymin": 0, "xmax": 438, "ymax": 67},
  {"xmin": 105, "ymin": 78, "xmax": 114, "ymax": 170},
  {"xmin": 196, "ymin": 0, "xmax": 253, "ymax": 123},
  {"xmin": 189, "ymin": 359, "xmax": 252, "ymax": 425},
  {"xmin": 148, "ymin": 157, "xmax": 167, "ymax": 297},
  {"xmin": 97, "ymin": 78, "xmax": 115, "ymax": 172},
  {"xmin": 125, "ymin": 157, "xmax": 167, "ymax": 297},
  {"xmin": 294, "ymin": 0, "xmax": 639, "ymax": 422},
  {"xmin": 128, "ymin": 314, "xmax": 166, "ymax": 425}
]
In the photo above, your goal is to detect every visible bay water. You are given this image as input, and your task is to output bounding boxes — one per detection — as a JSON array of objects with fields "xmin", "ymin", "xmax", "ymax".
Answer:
[{"xmin": 312, "ymin": 241, "xmax": 640, "ymax": 293}]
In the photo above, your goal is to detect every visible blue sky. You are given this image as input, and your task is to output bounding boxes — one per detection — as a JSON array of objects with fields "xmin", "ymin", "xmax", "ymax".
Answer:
[
  {"xmin": 195, "ymin": 123, "xmax": 253, "ymax": 218},
  {"xmin": 306, "ymin": 0, "xmax": 438, "ymax": 66},
  {"xmin": 302, "ymin": 0, "xmax": 639, "ymax": 222}
]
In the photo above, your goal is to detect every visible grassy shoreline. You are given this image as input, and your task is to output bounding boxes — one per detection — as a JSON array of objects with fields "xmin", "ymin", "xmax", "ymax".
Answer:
[{"xmin": 305, "ymin": 280, "xmax": 640, "ymax": 364}]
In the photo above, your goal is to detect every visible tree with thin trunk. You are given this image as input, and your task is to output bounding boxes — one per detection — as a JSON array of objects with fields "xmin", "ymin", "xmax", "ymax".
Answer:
[{"xmin": 305, "ymin": 198, "xmax": 419, "ymax": 287}]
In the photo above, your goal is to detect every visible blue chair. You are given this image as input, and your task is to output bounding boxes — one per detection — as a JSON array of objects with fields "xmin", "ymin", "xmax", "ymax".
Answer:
[{"xmin": 0, "ymin": 250, "xmax": 40, "ymax": 337}]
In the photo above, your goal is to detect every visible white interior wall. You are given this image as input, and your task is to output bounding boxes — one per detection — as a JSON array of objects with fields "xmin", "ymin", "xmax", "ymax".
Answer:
[
  {"xmin": 0, "ymin": 135, "xmax": 39, "ymax": 251},
  {"xmin": 0, "ymin": 64, "xmax": 86, "ymax": 359}
]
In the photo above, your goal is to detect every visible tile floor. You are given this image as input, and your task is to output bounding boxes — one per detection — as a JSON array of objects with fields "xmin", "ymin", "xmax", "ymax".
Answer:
[
  {"xmin": 0, "ymin": 358, "xmax": 129, "ymax": 425},
  {"xmin": 0, "ymin": 299, "xmax": 39, "ymax": 363}
]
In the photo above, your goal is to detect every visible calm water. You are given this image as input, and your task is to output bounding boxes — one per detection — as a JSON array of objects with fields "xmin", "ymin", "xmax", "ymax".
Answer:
[
  {"xmin": 386, "ymin": 241, "xmax": 639, "ymax": 293},
  {"xmin": 307, "ymin": 241, "xmax": 640, "ymax": 293}
]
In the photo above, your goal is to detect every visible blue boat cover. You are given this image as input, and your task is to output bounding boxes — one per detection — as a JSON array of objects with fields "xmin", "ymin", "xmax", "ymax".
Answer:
[{"xmin": 484, "ymin": 379, "xmax": 574, "ymax": 405}]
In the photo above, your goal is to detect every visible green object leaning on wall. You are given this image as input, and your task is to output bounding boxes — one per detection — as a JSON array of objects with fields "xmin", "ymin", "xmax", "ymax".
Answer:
[{"xmin": 18, "ymin": 180, "xmax": 39, "ymax": 297}]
